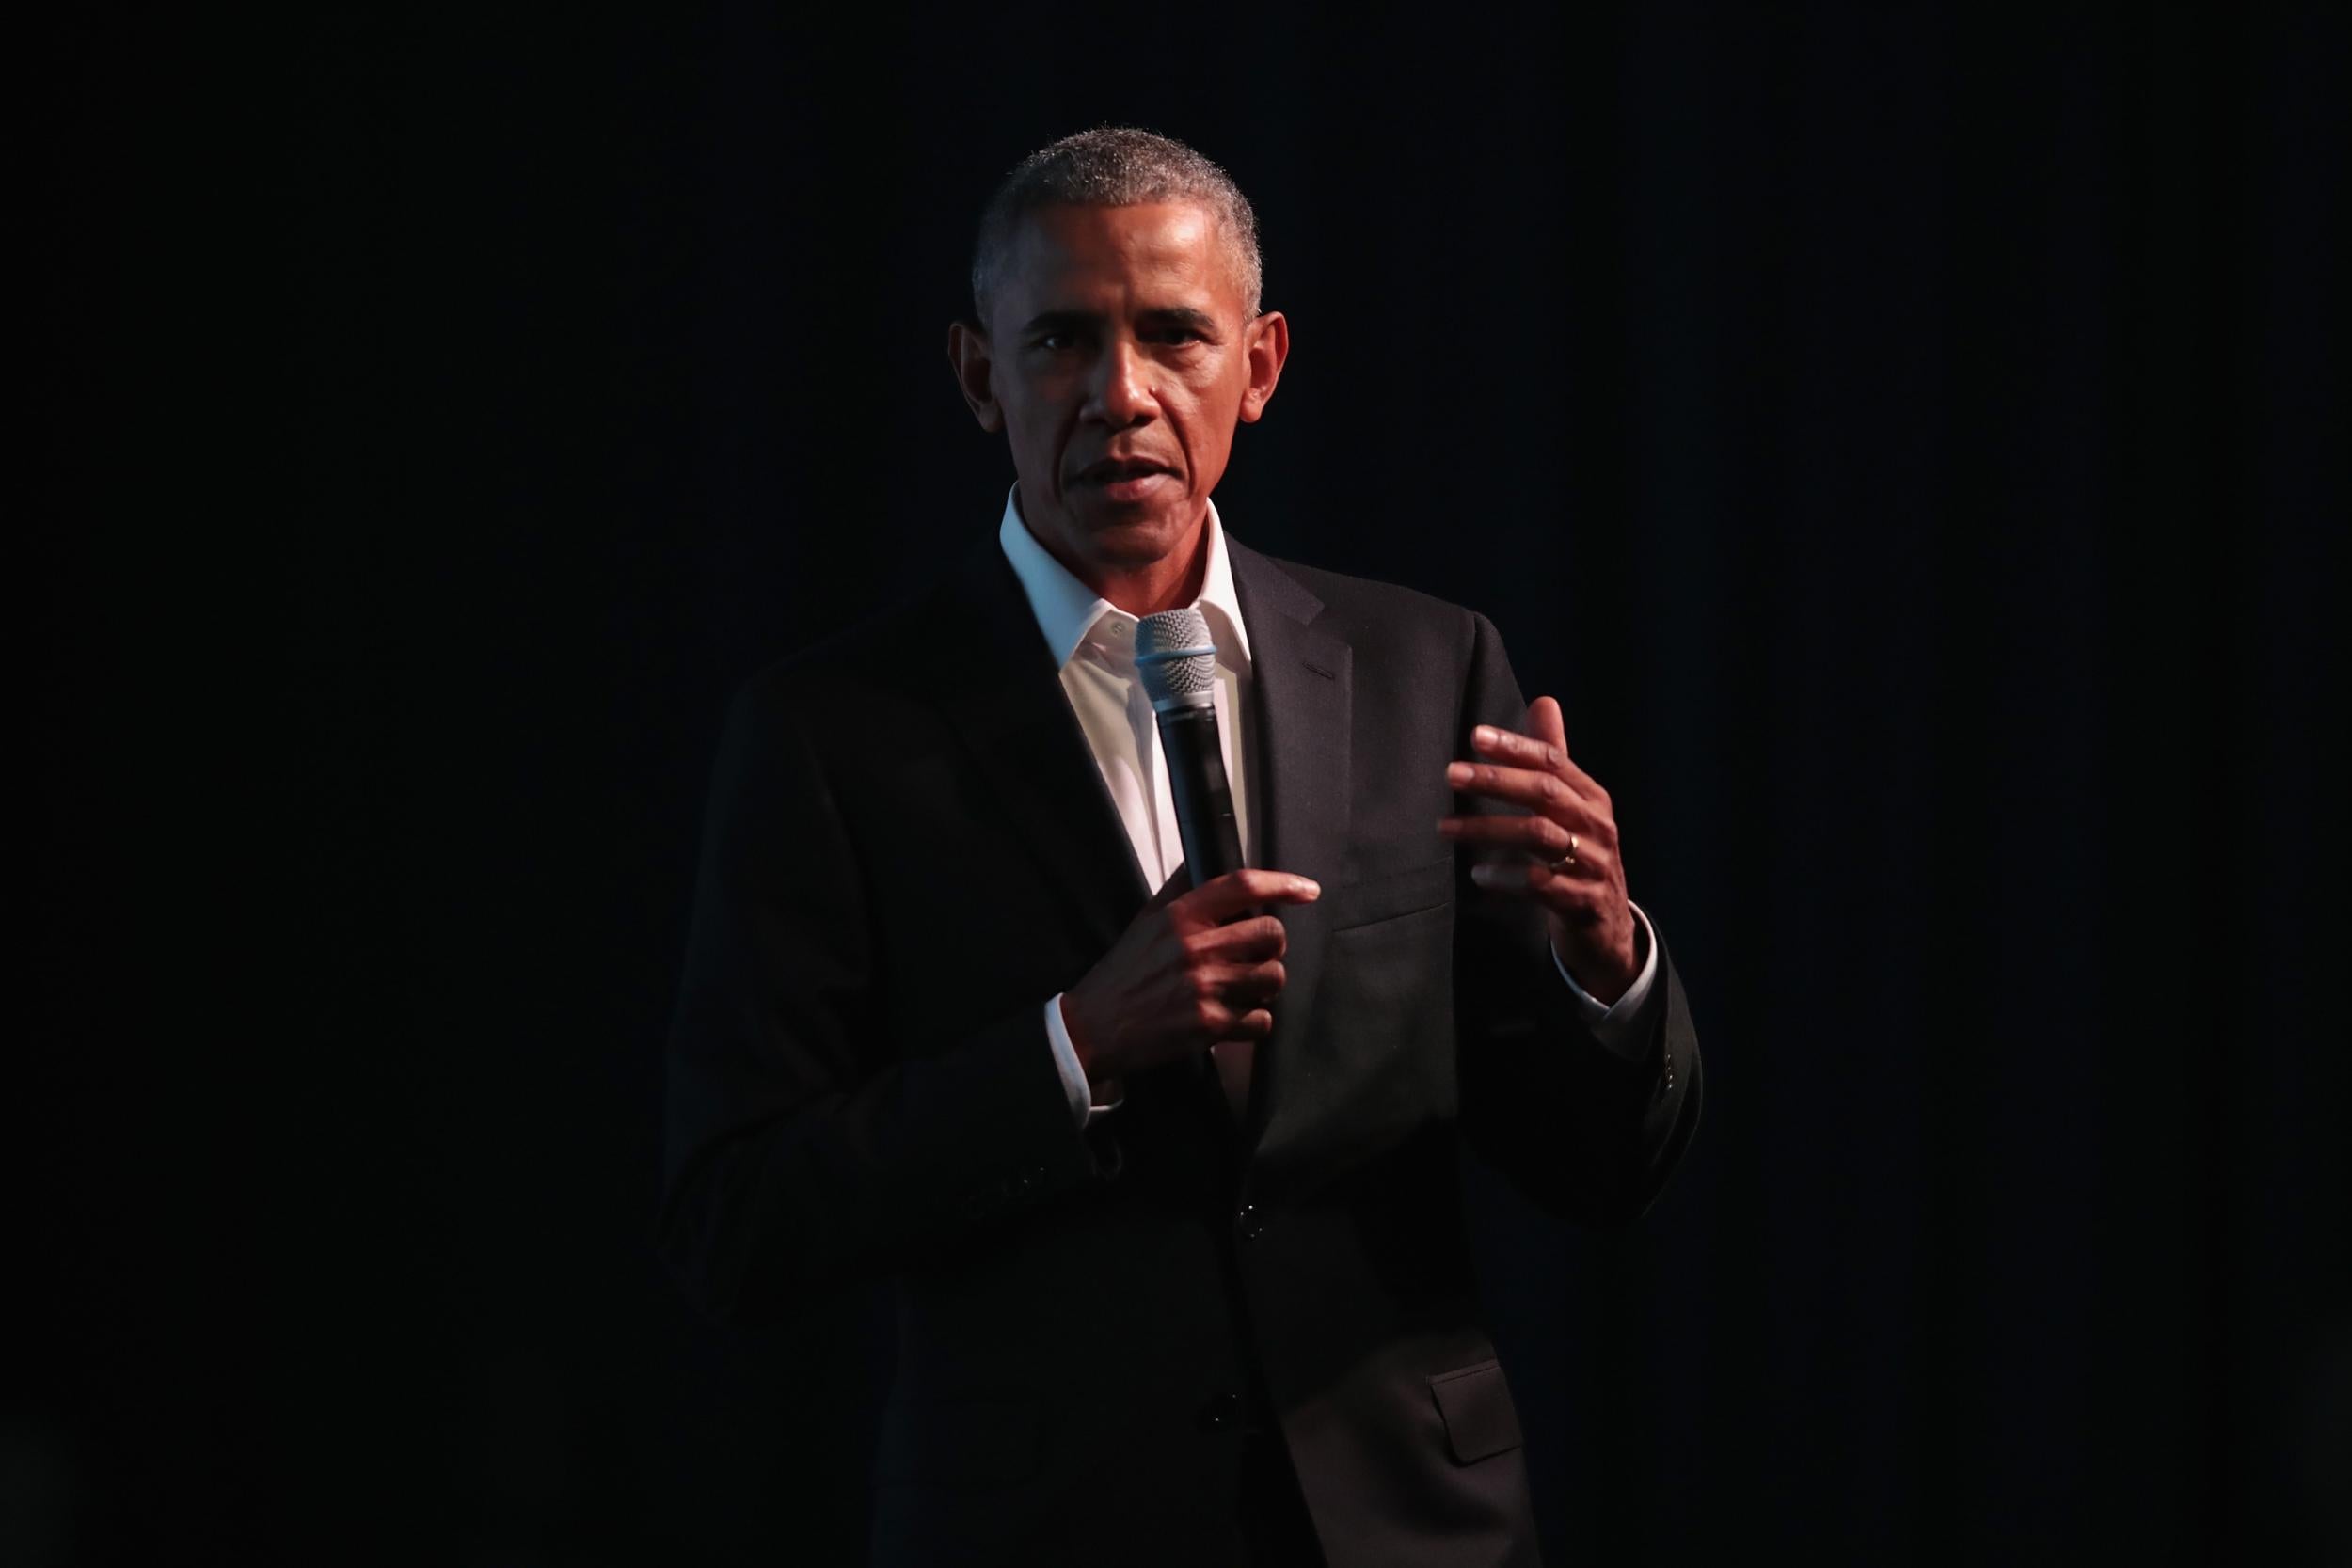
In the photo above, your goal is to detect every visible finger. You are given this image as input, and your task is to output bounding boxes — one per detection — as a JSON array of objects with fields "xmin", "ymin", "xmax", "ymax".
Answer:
[
  {"xmin": 1469, "ymin": 723, "xmax": 1565, "ymax": 775},
  {"xmin": 1446, "ymin": 759, "xmax": 1584, "ymax": 817},
  {"xmin": 1436, "ymin": 813, "xmax": 1577, "ymax": 858},
  {"xmin": 1467, "ymin": 859, "xmax": 1543, "ymax": 892},
  {"xmin": 1469, "ymin": 720, "xmax": 1605, "ymax": 801},
  {"xmin": 1192, "ymin": 912, "xmax": 1289, "ymax": 962},
  {"xmin": 1200, "ymin": 958, "xmax": 1287, "ymax": 1006},
  {"xmin": 1218, "ymin": 1007, "xmax": 1275, "ymax": 1042},
  {"xmin": 1181, "ymin": 866, "xmax": 1321, "ymax": 926}
]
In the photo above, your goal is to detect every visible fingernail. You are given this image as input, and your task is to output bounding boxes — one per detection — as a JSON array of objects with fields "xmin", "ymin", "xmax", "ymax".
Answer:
[
  {"xmin": 1447, "ymin": 761, "xmax": 1471, "ymax": 784},
  {"xmin": 1293, "ymin": 878, "xmax": 1320, "ymax": 896},
  {"xmin": 1470, "ymin": 863, "xmax": 1495, "ymax": 884},
  {"xmin": 1473, "ymin": 725, "xmax": 1495, "ymax": 745}
]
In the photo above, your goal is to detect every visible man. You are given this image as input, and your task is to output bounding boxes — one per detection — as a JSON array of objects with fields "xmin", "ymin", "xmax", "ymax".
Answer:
[{"xmin": 658, "ymin": 127, "xmax": 1702, "ymax": 1567}]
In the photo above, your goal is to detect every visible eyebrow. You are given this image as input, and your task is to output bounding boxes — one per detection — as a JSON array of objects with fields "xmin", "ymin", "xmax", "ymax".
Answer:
[{"xmin": 1018, "ymin": 306, "xmax": 1219, "ymax": 338}]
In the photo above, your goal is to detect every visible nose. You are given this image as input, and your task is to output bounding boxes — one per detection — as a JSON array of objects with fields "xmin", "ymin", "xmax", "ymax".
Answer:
[{"xmin": 1084, "ymin": 334, "xmax": 1157, "ymax": 427}]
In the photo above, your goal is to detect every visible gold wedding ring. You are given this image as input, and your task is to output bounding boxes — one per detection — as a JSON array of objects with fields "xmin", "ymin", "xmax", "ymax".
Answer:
[{"xmin": 1549, "ymin": 832, "xmax": 1579, "ymax": 872}]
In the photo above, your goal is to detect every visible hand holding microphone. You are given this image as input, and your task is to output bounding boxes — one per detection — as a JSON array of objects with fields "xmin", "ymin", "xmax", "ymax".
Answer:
[
  {"xmin": 1058, "ymin": 863, "xmax": 1319, "ymax": 1089},
  {"xmin": 1059, "ymin": 608, "xmax": 1321, "ymax": 1090}
]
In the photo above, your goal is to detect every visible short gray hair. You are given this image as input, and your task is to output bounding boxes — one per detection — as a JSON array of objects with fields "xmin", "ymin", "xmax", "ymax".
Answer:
[{"xmin": 968, "ymin": 125, "xmax": 1264, "ymax": 334}]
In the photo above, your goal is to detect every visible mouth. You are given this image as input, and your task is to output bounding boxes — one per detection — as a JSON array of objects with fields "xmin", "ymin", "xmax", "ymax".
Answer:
[{"xmin": 1074, "ymin": 458, "xmax": 1177, "ymax": 505}]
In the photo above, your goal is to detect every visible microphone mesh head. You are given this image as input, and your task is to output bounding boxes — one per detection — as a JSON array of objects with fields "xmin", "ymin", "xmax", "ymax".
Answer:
[{"xmin": 1134, "ymin": 607, "xmax": 1218, "ymax": 709}]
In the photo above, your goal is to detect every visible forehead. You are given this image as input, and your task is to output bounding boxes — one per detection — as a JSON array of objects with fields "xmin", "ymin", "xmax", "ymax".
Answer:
[{"xmin": 998, "ymin": 200, "xmax": 1237, "ymax": 315}]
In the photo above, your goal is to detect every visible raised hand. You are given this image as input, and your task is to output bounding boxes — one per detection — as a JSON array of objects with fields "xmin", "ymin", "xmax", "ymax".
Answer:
[{"xmin": 1437, "ymin": 694, "xmax": 1639, "ymax": 1004}]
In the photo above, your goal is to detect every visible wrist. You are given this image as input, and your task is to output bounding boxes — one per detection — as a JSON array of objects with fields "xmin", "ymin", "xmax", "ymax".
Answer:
[
  {"xmin": 1059, "ymin": 993, "xmax": 1111, "ymax": 1084},
  {"xmin": 1549, "ymin": 915, "xmax": 1638, "ymax": 1006}
]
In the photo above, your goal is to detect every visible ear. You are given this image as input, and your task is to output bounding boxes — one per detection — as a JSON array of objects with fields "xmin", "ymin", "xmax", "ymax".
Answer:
[
  {"xmin": 946, "ymin": 319, "xmax": 1004, "ymax": 433},
  {"xmin": 1237, "ymin": 310, "xmax": 1289, "ymax": 424}
]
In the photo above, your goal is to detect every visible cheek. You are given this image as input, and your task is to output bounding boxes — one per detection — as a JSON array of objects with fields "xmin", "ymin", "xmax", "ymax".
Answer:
[
  {"xmin": 1008, "ymin": 416, "xmax": 1062, "ymax": 475},
  {"xmin": 1175, "ymin": 406, "xmax": 1233, "ymax": 470}
]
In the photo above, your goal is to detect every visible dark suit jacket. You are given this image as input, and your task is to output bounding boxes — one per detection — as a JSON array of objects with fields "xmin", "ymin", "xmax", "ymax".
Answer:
[{"xmin": 657, "ymin": 524, "xmax": 1703, "ymax": 1566}]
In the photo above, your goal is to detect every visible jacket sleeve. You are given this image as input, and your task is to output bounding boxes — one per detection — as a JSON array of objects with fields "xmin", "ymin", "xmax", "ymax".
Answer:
[
  {"xmin": 1449, "ymin": 609, "xmax": 1704, "ymax": 1227},
  {"xmin": 653, "ymin": 674, "xmax": 1113, "ymax": 1328}
]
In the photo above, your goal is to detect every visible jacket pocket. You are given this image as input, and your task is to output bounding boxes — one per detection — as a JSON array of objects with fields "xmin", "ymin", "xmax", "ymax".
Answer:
[
  {"xmin": 1327, "ymin": 858, "xmax": 1454, "ymax": 932},
  {"xmin": 1426, "ymin": 1357, "xmax": 1524, "ymax": 1465},
  {"xmin": 872, "ymin": 1398, "xmax": 1041, "ymax": 1485}
]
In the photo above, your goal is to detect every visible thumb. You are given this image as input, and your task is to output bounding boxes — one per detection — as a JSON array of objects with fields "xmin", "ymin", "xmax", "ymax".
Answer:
[{"xmin": 1528, "ymin": 694, "xmax": 1567, "ymax": 757}]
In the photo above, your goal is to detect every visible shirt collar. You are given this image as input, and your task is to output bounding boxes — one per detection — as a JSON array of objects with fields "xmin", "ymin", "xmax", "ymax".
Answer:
[{"xmin": 995, "ymin": 481, "xmax": 1253, "ymax": 673}]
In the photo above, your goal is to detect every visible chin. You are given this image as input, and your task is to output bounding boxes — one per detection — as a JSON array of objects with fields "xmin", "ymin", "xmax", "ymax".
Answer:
[
  {"xmin": 1090, "ymin": 532, "xmax": 1175, "ymax": 572},
  {"xmin": 1084, "ymin": 507, "xmax": 1187, "ymax": 561}
]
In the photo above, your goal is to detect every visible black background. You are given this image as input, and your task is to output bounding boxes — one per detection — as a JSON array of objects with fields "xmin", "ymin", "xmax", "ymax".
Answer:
[{"xmin": 25, "ymin": 3, "xmax": 2348, "ymax": 1564}]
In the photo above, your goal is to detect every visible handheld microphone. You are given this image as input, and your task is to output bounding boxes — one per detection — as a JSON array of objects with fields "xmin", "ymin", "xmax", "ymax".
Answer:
[
  {"xmin": 1134, "ymin": 608, "xmax": 1244, "ymax": 887},
  {"xmin": 1136, "ymin": 607, "xmax": 1251, "ymax": 1109}
]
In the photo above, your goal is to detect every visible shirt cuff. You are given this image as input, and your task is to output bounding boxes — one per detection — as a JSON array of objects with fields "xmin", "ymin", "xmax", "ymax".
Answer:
[
  {"xmin": 1044, "ymin": 993, "xmax": 1126, "ymax": 1127},
  {"xmin": 1548, "ymin": 900, "xmax": 1659, "ymax": 1061}
]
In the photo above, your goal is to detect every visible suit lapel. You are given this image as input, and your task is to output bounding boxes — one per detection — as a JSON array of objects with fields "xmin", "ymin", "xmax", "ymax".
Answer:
[
  {"xmin": 937, "ymin": 532, "xmax": 1152, "ymax": 960},
  {"xmin": 1226, "ymin": 534, "xmax": 1352, "ymax": 1175}
]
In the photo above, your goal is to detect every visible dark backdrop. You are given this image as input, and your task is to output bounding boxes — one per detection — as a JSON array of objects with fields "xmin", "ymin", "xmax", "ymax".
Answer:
[{"xmin": 25, "ymin": 3, "xmax": 2347, "ymax": 1564}]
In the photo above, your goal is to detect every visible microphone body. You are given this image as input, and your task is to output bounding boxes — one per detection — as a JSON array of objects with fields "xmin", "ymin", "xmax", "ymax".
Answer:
[
  {"xmin": 1155, "ymin": 703, "xmax": 1245, "ymax": 886},
  {"xmin": 1134, "ymin": 607, "xmax": 1245, "ymax": 890}
]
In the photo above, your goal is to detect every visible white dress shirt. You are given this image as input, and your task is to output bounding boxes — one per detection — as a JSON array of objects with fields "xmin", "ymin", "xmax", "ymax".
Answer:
[{"xmin": 994, "ymin": 483, "xmax": 1659, "ymax": 1130}]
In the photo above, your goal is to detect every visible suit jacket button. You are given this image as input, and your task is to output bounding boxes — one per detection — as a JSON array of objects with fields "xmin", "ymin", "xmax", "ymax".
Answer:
[
  {"xmin": 1196, "ymin": 1391, "xmax": 1243, "ymax": 1431},
  {"xmin": 1235, "ymin": 1203, "xmax": 1263, "ymax": 1240}
]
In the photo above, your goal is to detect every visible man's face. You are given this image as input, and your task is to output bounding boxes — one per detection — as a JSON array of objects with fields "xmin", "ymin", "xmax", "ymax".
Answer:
[{"xmin": 950, "ymin": 201, "xmax": 1287, "ymax": 578}]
